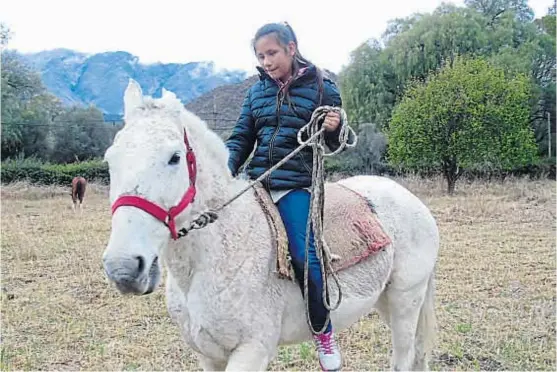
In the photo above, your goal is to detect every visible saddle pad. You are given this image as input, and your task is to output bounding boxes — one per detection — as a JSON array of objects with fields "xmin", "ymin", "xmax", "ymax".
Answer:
[{"xmin": 253, "ymin": 182, "xmax": 392, "ymax": 280}]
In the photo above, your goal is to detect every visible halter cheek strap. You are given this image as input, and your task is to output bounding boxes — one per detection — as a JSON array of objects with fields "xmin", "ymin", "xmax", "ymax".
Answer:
[{"xmin": 111, "ymin": 129, "xmax": 197, "ymax": 240}]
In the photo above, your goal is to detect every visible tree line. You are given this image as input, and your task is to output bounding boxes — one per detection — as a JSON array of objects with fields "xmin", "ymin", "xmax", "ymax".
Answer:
[
  {"xmin": 1, "ymin": 26, "xmax": 120, "ymax": 163},
  {"xmin": 1, "ymin": 0, "xmax": 555, "ymax": 193},
  {"xmin": 337, "ymin": 0, "xmax": 555, "ymax": 192}
]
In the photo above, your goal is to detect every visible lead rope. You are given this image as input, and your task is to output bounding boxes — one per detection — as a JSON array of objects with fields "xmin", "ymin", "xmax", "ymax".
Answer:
[
  {"xmin": 297, "ymin": 106, "xmax": 357, "ymax": 334},
  {"xmin": 175, "ymin": 106, "xmax": 358, "ymax": 335},
  {"xmin": 176, "ymin": 106, "xmax": 355, "ymax": 238}
]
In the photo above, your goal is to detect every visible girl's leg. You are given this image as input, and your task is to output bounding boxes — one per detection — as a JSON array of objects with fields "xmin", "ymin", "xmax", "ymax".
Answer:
[
  {"xmin": 276, "ymin": 189, "xmax": 342, "ymax": 371},
  {"xmin": 276, "ymin": 189, "xmax": 330, "ymax": 332}
]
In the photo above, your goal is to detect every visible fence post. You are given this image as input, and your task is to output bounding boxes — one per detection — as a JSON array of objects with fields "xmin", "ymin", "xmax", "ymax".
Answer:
[{"xmin": 548, "ymin": 111, "xmax": 552, "ymax": 158}]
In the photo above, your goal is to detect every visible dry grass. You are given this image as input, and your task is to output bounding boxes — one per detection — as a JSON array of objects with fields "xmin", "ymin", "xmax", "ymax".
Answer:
[{"xmin": 1, "ymin": 177, "xmax": 555, "ymax": 371}]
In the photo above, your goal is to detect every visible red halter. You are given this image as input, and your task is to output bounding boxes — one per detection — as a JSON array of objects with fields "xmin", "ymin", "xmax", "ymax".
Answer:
[{"xmin": 111, "ymin": 129, "xmax": 197, "ymax": 240}]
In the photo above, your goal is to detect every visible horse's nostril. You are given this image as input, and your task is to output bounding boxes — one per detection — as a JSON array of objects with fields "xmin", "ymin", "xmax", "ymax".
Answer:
[
  {"xmin": 149, "ymin": 256, "xmax": 159, "ymax": 276},
  {"xmin": 135, "ymin": 255, "xmax": 145, "ymax": 275}
]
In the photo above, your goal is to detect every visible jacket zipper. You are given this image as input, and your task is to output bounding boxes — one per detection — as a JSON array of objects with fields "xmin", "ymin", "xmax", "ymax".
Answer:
[
  {"xmin": 266, "ymin": 72, "xmax": 306, "ymax": 188},
  {"xmin": 267, "ymin": 94, "xmax": 282, "ymax": 188}
]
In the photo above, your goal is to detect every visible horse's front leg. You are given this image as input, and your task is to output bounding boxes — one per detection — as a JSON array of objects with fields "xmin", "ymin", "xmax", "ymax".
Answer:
[
  {"xmin": 198, "ymin": 353, "xmax": 228, "ymax": 371},
  {"xmin": 225, "ymin": 342, "xmax": 273, "ymax": 371}
]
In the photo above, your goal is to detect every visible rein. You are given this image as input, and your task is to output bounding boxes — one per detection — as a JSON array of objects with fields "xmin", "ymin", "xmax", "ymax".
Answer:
[{"xmin": 298, "ymin": 106, "xmax": 356, "ymax": 334}]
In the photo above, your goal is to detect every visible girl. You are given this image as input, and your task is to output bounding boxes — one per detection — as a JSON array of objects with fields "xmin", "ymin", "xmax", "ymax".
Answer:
[{"xmin": 225, "ymin": 22, "xmax": 346, "ymax": 371}]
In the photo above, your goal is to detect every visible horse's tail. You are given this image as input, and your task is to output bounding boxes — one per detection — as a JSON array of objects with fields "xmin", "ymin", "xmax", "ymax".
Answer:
[
  {"xmin": 417, "ymin": 270, "xmax": 437, "ymax": 360},
  {"xmin": 72, "ymin": 177, "xmax": 87, "ymax": 202},
  {"xmin": 76, "ymin": 178, "xmax": 86, "ymax": 201}
]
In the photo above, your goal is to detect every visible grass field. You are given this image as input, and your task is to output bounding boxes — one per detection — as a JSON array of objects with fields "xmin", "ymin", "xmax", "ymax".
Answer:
[{"xmin": 1, "ymin": 176, "xmax": 555, "ymax": 371}]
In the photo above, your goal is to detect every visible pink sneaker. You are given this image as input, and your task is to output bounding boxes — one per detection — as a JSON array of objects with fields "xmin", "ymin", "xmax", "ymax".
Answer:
[{"xmin": 313, "ymin": 330, "xmax": 342, "ymax": 371}]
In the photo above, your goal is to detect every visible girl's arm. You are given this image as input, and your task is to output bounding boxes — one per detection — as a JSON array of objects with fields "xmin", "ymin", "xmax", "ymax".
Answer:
[
  {"xmin": 322, "ymin": 79, "xmax": 350, "ymax": 152},
  {"xmin": 225, "ymin": 89, "xmax": 257, "ymax": 176}
]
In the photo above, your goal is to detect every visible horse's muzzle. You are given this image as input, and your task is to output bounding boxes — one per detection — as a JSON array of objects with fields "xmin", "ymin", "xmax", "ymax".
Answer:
[{"xmin": 103, "ymin": 255, "xmax": 160, "ymax": 295}]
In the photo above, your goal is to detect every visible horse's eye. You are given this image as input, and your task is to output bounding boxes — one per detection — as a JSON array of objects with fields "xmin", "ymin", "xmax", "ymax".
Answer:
[{"xmin": 168, "ymin": 153, "xmax": 181, "ymax": 165}]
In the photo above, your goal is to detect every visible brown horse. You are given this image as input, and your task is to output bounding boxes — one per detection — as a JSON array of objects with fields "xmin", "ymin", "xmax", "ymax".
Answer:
[{"xmin": 71, "ymin": 176, "xmax": 87, "ymax": 212}]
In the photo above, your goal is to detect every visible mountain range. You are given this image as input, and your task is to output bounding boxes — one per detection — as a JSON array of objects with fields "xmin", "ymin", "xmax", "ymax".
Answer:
[
  {"xmin": 20, "ymin": 48, "xmax": 338, "ymax": 134},
  {"xmin": 20, "ymin": 49, "xmax": 249, "ymax": 120}
]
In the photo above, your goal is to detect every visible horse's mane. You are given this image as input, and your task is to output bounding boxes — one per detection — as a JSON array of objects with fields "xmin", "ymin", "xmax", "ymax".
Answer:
[
  {"xmin": 107, "ymin": 81, "xmax": 245, "ymax": 208},
  {"xmin": 115, "ymin": 92, "xmax": 232, "ymax": 171}
]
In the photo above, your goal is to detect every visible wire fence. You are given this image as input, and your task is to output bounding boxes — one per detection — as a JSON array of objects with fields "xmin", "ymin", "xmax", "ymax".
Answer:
[
  {"xmin": 1, "ymin": 112, "xmax": 372, "ymax": 136},
  {"xmin": 1, "ymin": 116, "xmax": 239, "ymax": 133}
]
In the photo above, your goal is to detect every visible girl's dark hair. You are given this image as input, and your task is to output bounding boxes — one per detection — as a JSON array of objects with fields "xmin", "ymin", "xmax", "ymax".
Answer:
[{"xmin": 252, "ymin": 22, "xmax": 324, "ymax": 106}]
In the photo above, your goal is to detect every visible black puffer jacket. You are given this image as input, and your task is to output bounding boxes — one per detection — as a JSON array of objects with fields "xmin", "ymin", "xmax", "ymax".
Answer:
[{"xmin": 225, "ymin": 64, "xmax": 345, "ymax": 190}]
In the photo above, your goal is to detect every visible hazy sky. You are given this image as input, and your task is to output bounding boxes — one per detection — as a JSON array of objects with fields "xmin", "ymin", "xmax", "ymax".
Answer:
[{"xmin": 2, "ymin": 0, "xmax": 554, "ymax": 74}]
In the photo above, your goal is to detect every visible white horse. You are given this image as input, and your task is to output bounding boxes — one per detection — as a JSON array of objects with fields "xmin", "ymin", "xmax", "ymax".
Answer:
[{"xmin": 102, "ymin": 80, "xmax": 440, "ymax": 371}]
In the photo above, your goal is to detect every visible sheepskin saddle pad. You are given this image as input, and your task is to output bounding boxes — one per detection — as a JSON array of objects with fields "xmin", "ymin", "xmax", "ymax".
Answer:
[{"xmin": 252, "ymin": 181, "xmax": 392, "ymax": 280}]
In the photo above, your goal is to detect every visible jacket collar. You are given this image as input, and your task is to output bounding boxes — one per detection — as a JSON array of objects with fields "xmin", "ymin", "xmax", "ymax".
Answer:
[{"xmin": 256, "ymin": 64, "xmax": 316, "ymax": 84}]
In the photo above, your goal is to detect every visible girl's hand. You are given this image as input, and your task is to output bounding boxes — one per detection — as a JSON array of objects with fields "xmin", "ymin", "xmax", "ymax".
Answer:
[{"xmin": 323, "ymin": 111, "xmax": 340, "ymax": 132}]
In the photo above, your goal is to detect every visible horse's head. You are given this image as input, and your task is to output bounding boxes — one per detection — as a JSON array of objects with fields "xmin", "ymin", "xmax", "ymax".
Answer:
[{"xmin": 102, "ymin": 79, "xmax": 207, "ymax": 295}]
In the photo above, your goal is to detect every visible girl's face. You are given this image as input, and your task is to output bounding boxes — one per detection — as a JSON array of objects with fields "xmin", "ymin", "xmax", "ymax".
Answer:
[{"xmin": 254, "ymin": 34, "xmax": 295, "ymax": 83}]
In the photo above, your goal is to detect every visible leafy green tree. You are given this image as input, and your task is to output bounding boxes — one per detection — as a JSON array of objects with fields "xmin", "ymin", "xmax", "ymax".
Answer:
[
  {"xmin": 484, "ymin": 3, "xmax": 555, "ymax": 156},
  {"xmin": 537, "ymin": 2, "xmax": 556, "ymax": 38},
  {"xmin": 1, "ymin": 23, "xmax": 12, "ymax": 46},
  {"xmin": 1, "ymin": 25, "xmax": 117, "ymax": 162},
  {"xmin": 387, "ymin": 57, "xmax": 538, "ymax": 194},
  {"xmin": 339, "ymin": 1, "xmax": 555, "ymax": 157},
  {"xmin": 464, "ymin": 0, "xmax": 534, "ymax": 23},
  {"xmin": 49, "ymin": 106, "xmax": 115, "ymax": 163},
  {"xmin": 340, "ymin": 5, "xmax": 490, "ymax": 131},
  {"xmin": 1, "ymin": 51, "xmax": 62, "ymax": 159},
  {"xmin": 339, "ymin": 40, "xmax": 396, "ymax": 128},
  {"xmin": 532, "ymin": 3, "xmax": 556, "ymax": 156}
]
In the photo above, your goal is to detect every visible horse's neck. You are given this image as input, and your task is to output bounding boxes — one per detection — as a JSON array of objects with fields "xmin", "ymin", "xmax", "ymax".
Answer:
[
  {"xmin": 164, "ymin": 178, "xmax": 272, "ymax": 294},
  {"xmin": 180, "ymin": 121, "xmax": 240, "ymax": 212},
  {"xmin": 164, "ymin": 126, "xmax": 273, "ymax": 290}
]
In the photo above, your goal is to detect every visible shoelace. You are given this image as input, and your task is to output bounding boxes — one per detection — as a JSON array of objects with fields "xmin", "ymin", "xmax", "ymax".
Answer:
[{"xmin": 314, "ymin": 333, "xmax": 336, "ymax": 355}]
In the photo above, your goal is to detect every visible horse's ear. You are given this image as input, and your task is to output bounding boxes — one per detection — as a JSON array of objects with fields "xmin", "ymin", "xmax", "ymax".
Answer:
[
  {"xmin": 161, "ymin": 88, "xmax": 178, "ymax": 101},
  {"xmin": 103, "ymin": 143, "xmax": 115, "ymax": 163},
  {"xmin": 124, "ymin": 79, "xmax": 144, "ymax": 118},
  {"xmin": 103, "ymin": 148, "xmax": 110, "ymax": 163}
]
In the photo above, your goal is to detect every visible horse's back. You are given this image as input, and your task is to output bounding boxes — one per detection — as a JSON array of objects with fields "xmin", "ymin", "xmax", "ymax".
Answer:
[
  {"xmin": 337, "ymin": 175, "xmax": 439, "ymax": 286},
  {"xmin": 335, "ymin": 175, "xmax": 424, "ymax": 204},
  {"xmin": 336, "ymin": 175, "xmax": 437, "ymax": 229}
]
